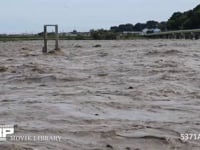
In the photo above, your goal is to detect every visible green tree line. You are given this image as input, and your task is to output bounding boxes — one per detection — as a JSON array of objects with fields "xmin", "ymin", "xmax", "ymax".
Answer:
[
  {"xmin": 167, "ymin": 4, "xmax": 200, "ymax": 30},
  {"xmin": 110, "ymin": 21, "xmax": 167, "ymax": 32},
  {"xmin": 109, "ymin": 4, "xmax": 200, "ymax": 32}
]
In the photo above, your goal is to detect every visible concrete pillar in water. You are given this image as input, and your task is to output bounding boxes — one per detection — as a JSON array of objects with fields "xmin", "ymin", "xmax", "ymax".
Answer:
[
  {"xmin": 43, "ymin": 26, "xmax": 48, "ymax": 53},
  {"xmin": 190, "ymin": 32, "xmax": 195, "ymax": 40},
  {"xmin": 42, "ymin": 24, "xmax": 60, "ymax": 53},
  {"xmin": 181, "ymin": 33, "xmax": 185, "ymax": 39},
  {"xmin": 195, "ymin": 33, "xmax": 200, "ymax": 40},
  {"xmin": 55, "ymin": 25, "xmax": 59, "ymax": 50},
  {"xmin": 173, "ymin": 33, "xmax": 177, "ymax": 39}
]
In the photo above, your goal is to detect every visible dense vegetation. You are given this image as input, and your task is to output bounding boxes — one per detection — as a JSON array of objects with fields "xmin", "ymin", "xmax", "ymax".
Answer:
[
  {"xmin": 87, "ymin": 4, "xmax": 200, "ymax": 39},
  {"xmin": 167, "ymin": 4, "xmax": 200, "ymax": 30},
  {"xmin": 110, "ymin": 4, "xmax": 200, "ymax": 32},
  {"xmin": 90, "ymin": 29, "xmax": 118, "ymax": 40},
  {"xmin": 110, "ymin": 21, "xmax": 167, "ymax": 32}
]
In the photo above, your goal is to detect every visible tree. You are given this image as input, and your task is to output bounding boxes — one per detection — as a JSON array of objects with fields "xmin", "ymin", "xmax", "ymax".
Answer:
[
  {"xmin": 90, "ymin": 29, "xmax": 118, "ymax": 40},
  {"xmin": 133, "ymin": 23, "xmax": 146, "ymax": 31},
  {"xmin": 158, "ymin": 21, "xmax": 167, "ymax": 31},
  {"xmin": 167, "ymin": 4, "xmax": 200, "ymax": 30},
  {"xmin": 167, "ymin": 12, "xmax": 183, "ymax": 30},
  {"xmin": 146, "ymin": 20, "xmax": 159, "ymax": 29}
]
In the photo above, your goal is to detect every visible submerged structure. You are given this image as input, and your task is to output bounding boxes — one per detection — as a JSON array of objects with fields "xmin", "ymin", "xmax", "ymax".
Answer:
[
  {"xmin": 43, "ymin": 24, "xmax": 59, "ymax": 53},
  {"xmin": 144, "ymin": 29, "xmax": 200, "ymax": 39}
]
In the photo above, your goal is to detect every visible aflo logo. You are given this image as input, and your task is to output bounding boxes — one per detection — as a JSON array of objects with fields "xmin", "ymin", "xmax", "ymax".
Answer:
[{"xmin": 0, "ymin": 125, "xmax": 14, "ymax": 141}]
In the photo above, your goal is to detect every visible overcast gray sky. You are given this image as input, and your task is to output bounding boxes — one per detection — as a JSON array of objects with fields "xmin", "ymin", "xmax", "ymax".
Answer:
[{"xmin": 0, "ymin": 0, "xmax": 199, "ymax": 33}]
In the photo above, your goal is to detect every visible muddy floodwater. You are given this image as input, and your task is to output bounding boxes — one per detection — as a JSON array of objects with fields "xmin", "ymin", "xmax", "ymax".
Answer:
[{"xmin": 0, "ymin": 40, "xmax": 200, "ymax": 150}]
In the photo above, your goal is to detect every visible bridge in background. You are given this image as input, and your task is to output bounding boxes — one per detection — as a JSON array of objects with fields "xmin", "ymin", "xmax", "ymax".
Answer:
[{"xmin": 144, "ymin": 29, "xmax": 200, "ymax": 39}]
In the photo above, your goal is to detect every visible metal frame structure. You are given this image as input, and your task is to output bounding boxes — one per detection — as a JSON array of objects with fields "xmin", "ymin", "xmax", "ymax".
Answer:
[{"xmin": 43, "ymin": 24, "xmax": 59, "ymax": 53}]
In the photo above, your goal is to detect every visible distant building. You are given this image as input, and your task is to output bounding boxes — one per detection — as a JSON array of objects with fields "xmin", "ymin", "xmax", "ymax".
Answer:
[
  {"xmin": 142, "ymin": 28, "xmax": 161, "ymax": 34},
  {"xmin": 153, "ymin": 28, "xmax": 161, "ymax": 33},
  {"xmin": 142, "ymin": 28, "xmax": 149, "ymax": 34}
]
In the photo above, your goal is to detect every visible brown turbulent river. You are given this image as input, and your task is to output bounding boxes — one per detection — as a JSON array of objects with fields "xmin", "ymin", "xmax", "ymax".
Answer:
[{"xmin": 0, "ymin": 40, "xmax": 200, "ymax": 150}]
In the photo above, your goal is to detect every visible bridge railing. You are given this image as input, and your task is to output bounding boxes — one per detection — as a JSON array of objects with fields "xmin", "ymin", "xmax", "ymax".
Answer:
[{"xmin": 144, "ymin": 29, "xmax": 200, "ymax": 39}]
